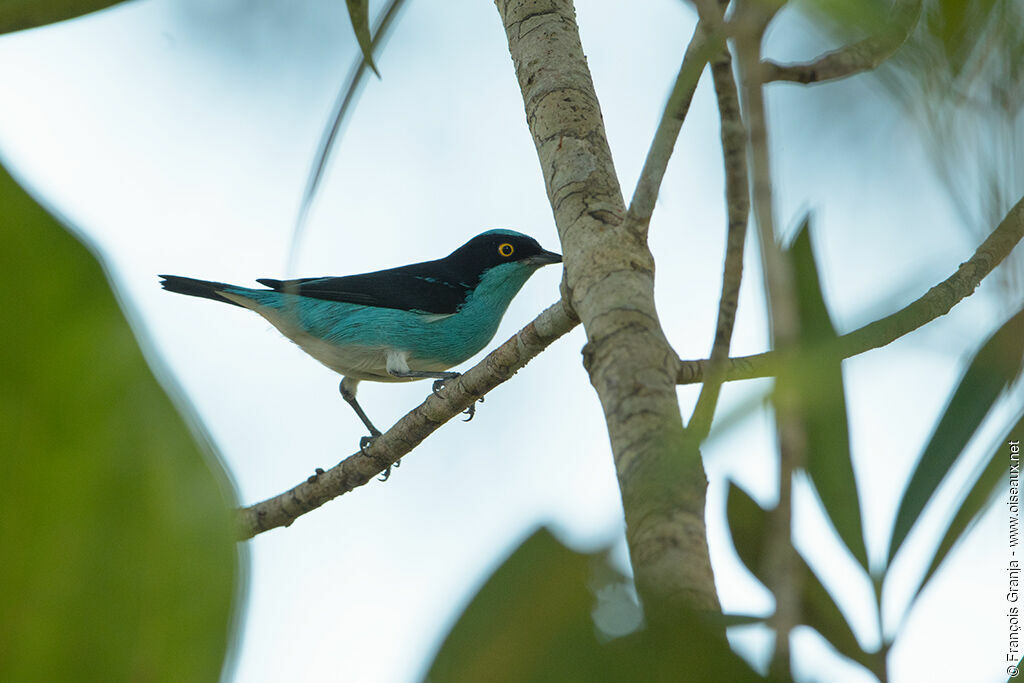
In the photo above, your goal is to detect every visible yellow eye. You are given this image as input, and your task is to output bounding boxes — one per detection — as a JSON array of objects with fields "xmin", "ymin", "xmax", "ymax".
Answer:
[{"xmin": 498, "ymin": 243, "xmax": 514, "ymax": 257}]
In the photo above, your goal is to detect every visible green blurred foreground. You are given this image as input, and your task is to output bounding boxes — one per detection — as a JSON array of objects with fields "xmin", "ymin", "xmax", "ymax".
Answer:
[{"xmin": 0, "ymin": 162, "xmax": 240, "ymax": 681}]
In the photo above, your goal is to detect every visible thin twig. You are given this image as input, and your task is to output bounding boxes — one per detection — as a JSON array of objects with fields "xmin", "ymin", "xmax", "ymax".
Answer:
[
  {"xmin": 237, "ymin": 300, "xmax": 578, "ymax": 539},
  {"xmin": 733, "ymin": 1, "xmax": 802, "ymax": 674},
  {"xmin": 688, "ymin": 0, "xmax": 750, "ymax": 441},
  {"xmin": 288, "ymin": 0, "xmax": 408, "ymax": 273},
  {"xmin": 627, "ymin": 22, "xmax": 726, "ymax": 236},
  {"xmin": 675, "ymin": 192, "xmax": 1024, "ymax": 385},
  {"xmin": 761, "ymin": 0, "xmax": 922, "ymax": 85}
]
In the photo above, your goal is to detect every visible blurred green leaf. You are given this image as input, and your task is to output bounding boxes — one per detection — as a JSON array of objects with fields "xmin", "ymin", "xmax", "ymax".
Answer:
[
  {"xmin": 920, "ymin": 0, "xmax": 1002, "ymax": 77},
  {"xmin": 293, "ymin": 0, "xmax": 407, "ymax": 268},
  {"xmin": 0, "ymin": 163, "xmax": 240, "ymax": 681},
  {"xmin": 0, "ymin": 0, "xmax": 127, "ymax": 34},
  {"xmin": 345, "ymin": 0, "xmax": 380, "ymax": 77},
  {"xmin": 798, "ymin": 552, "xmax": 870, "ymax": 669},
  {"xmin": 801, "ymin": 0, "xmax": 893, "ymax": 37},
  {"xmin": 881, "ymin": 0, "xmax": 1024, "ymax": 286},
  {"xmin": 726, "ymin": 481, "xmax": 770, "ymax": 581},
  {"xmin": 428, "ymin": 528, "xmax": 763, "ymax": 682},
  {"xmin": 916, "ymin": 410, "xmax": 1024, "ymax": 598},
  {"xmin": 601, "ymin": 612, "xmax": 766, "ymax": 683},
  {"xmin": 784, "ymin": 217, "xmax": 869, "ymax": 569},
  {"xmin": 725, "ymin": 481, "xmax": 868, "ymax": 671},
  {"xmin": 427, "ymin": 528, "xmax": 604, "ymax": 682},
  {"xmin": 888, "ymin": 307, "xmax": 1024, "ymax": 564}
]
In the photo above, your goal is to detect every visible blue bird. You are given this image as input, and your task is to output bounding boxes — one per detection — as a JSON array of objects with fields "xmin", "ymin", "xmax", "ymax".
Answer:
[{"xmin": 159, "ymin": 229, "xmax": 561, "ymax": 477}]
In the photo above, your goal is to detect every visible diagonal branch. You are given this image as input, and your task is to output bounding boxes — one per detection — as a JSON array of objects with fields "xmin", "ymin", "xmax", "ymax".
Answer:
[
  {"xmin": 761, "ymin": 0, "xmax": 922, "ymax": 85},
  {"xmin": 237, "ymin": 300, "xmax": 577, "ymax": 539},
  {"xmin": 627, "ymin": 21, "xmax": 724, "ymax": 237},
  {"xmin": 675, "ymin": 192, "xmax": 1024, "ymax": 384}
]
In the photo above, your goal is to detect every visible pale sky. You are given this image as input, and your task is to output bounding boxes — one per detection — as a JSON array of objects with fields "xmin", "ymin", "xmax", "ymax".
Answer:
[{"xmin": 0, "ymin": 0, "xmax": 1019, "ymax": 681}]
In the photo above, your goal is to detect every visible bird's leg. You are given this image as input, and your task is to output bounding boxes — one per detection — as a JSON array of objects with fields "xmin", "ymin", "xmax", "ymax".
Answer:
[
  {"xmin": 385, "ymin": 367, "xmax": 483, "ymax": 421},
  {"xmin": 339, "ymin": 378, "xmax": 398, "ymax": 480},
  {"xmin": 339, "ymin": 378, "xmax": 381, "ymax": 441},
  {"xmin": 386, "ymin": 368, "xmax": 462, "ymax": 395}
]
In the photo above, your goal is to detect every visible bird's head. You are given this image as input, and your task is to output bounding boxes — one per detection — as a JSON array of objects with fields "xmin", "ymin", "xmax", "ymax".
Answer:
[{"xmin": 446, "ymin": 229, "xmax": 562, "ymax": 277}]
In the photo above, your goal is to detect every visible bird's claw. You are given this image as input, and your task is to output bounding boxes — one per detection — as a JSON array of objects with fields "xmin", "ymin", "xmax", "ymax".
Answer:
[
  {"xmin": 462, "ymin": 396, "xmax": 485, "ymax": 422},
  {"xmin": 359, "ymin": 434, "xmax": 378, "ymax": 456},
  {"xmin": 378, "ymin": 458, "xmax": 401, "ymax": 482},
  {"xmin": 432, "ymin": 373, "xmax": 462, "ymax": 397},
  {"xmin": 306, "ymin": 467, "xmax": 326, "ymax": 484},
  {"xmin": 359, "ymin": 432, "xmax": 399, "ymax": 481}
]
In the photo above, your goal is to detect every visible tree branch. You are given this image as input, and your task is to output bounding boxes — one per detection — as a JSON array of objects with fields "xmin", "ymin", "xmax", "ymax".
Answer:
[
  {"xmin": 688, "ymin": 0, "xmax": 751, "ymax": 441},
  {"xmin": 496, "ymin": 0, "xmax": 719, "ymax": 614},
  {"xmin": 628, "ymin": 21, "xmax": 723, "ymax": 237},
  {"xmin": 237, "ymin": 300, "xmax": 578, "ymax": 539},
  {"xmin": 733, "ymin": 1, "xmax": 803, "ymax": 673},
  {"xmin": 761, "ymin": 0, "xmax": 922, "ymax": 85},
  {"xmin": 675, "ymin": 192, "xmax": 1024, "ymax": 384}
]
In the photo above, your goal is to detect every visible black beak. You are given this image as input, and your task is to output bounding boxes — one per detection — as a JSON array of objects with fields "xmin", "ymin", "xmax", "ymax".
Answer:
[{"xmin": 526, "ymin": 249, "xmax": 562, "ymax": 266}]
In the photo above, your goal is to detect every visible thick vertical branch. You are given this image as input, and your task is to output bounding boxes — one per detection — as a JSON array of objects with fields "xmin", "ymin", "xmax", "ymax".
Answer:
[{"xmin": 495, "ymin": 0, "xmax": 719, "ymax": 613}]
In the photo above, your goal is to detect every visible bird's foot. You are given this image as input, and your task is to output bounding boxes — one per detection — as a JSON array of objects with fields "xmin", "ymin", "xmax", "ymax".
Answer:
[
  {"xmin": 378, "ymin": 458, "xmax": 401, "ymax": 482},
  {"xmin": 358, "ymin": 430, "xmax": 399, "ymax": 481},
  {"xmin": 359, "ymin": 429, "xmax": 382, "ymax": 456},
  {"xmin": 462, "ymin": 396, "xmax": 485, "ymax": 422},
  {"xmin": 432, "ymin": 373, "xmax": 462, "ymax": 397}
]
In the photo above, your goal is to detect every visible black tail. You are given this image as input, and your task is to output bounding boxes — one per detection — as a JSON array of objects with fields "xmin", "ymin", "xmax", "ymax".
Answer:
[{"xmin": 158, "ymin": 275, "xmax": 244, "ymax": 307}]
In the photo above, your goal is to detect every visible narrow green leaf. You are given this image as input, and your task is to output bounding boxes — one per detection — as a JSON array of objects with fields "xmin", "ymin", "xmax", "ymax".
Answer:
[
  {"xmin": 799, "ymin": 552, "xmax": 870, "ymax": 669},
  {"xmin": 0, "ymin": 163, "xmax": 240, "ymax": 680},
  {"xmin": 345, "ymin": 0, "xmax": 380, "ymax": 77},
  {"xmin": 427, "ymin": 528, "xmax": 763, "ymax": 682},
  {"xmin": 292, "ymin": 0, "xmax": 407, "ymax": 270},
  {"xmin": 727, "ymin": 479, "xmax": 868, "ymax": 671},
  {"xmin": 0, "ymin": 0, "xmax": 127, "ymax": 34},
  {"xmin": 888, "ymin": 307, "xmax": 1024, "ymax": 563},
  {"xmin": 726, "ymin": 481, "xmax": 769, "ymax": 581},
  {"xmin": 916, "ymin": 411, "xmax": 1024, "ymax": 598},
  {"xmin": 787, "ymin": 217, "xmax": 870, "ymax": 569}
]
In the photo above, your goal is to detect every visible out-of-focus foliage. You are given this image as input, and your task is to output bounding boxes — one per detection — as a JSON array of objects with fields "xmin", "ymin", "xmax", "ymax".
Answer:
[
  {"xmin": 726, "ymin": 482, "xmax": 869, "ymax": 670},
  {"xmin": 724, "ymin": 215, "xmax": 1023, "ymax": 677},
  {"xmin": 427, "ymin": 528, "xmax": 763, "ymax": 682},
  {"xmin": 727, "ymin": 481, "xmax": 769, "ymax": 578},
  {"xmin": 0, "ymin": 0, "xmax": 128, "ymax": 34},
  {"xmin": 885, "ymin": 0, "xmax": 1024, "ymax": 283},
  {"xmin": 786, "ymin": 218, "xmax": 869, "ymax": 569},
  {"xmin": 344, "ymin": 0, "xmax": 379, "ymax": 77},
  {"xmin": 888, "ymin": 307, "xmax": 1024, "ymax": 569},
  {"xmin": 917, "ymin": 409, "xmax": 1024, "ymax": 600},
  {"xmin": 293, "ymin": 0, "xmax": 408, "ymax": 270},
  {"xmin": 724, "ymin": 219, "xmax": 877, "ymax": 672},
  {"xmin": 801, "ymin": 0, "xmax": 1024, "ymax": 292},
  {"xmin": 0, "ymin": 163, "xmax": 240, "ymax": 681}
]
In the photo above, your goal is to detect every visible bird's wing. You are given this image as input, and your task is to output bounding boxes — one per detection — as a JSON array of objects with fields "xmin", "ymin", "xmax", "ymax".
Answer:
[{"xmin": 256, "ymin": 263, "xmax": 471, "ymax": 315}]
